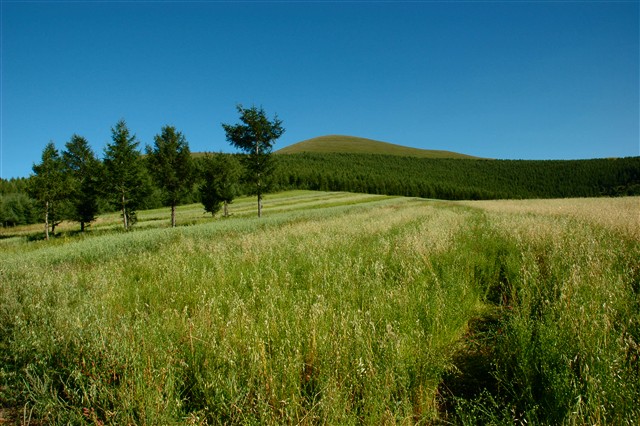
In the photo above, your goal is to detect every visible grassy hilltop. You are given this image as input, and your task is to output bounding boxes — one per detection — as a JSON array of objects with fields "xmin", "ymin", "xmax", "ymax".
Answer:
[
  {"xmin": 270, "ymin": 135, "xmax": 640, "ymax": 199},
  {"xmin": 276, "ymin": 134, "xmax": 481, "ymax": 159},
  {"xmin": 1, "ymin": 191, "xmax": 639, "ymax": 424}
]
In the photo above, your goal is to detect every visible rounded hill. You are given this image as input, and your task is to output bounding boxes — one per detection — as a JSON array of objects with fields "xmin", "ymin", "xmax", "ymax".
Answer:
[{"xmin": 276, "ymin": 135, "xmax": 481, "ymax": 159}]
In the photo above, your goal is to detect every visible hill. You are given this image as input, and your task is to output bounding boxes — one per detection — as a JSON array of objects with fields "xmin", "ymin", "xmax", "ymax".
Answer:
[
  {"xmin": 275, "ymin": 135, "xmax": 481, "ymax": 159},
  {"xmin": 272, "ymin": 153, "xmax": 640, "ymax": 199}
]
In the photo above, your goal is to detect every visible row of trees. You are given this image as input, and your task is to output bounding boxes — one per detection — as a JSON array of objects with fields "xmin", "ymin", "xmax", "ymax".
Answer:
[
  {"xmin": 5, "ymin": 106, "xmax": 637, "ymax": 233},
  {"xmin": 5, "ymin": 148, "xmax": 638, "ymax": 232},
  {"xmin": 22, "ymin": 105, "xmax": 284, "ymax": 239}
]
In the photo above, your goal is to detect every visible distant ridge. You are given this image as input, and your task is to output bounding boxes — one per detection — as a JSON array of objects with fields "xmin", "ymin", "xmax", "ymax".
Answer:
[{"xmin": 276, "ymin": 135, "xmax": 481, "ymax": 159}]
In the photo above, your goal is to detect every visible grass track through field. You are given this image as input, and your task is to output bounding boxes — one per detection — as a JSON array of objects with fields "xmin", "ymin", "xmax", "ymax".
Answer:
[{"xmin": 1, "ymin": 192, "xmax": 638, "ymax": 424}]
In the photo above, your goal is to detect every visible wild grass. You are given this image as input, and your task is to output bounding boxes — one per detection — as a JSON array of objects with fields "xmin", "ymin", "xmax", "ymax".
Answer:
[
  {"xmin": 1, "ymin": 192, "xmax": 638, "ymax": 424},
  {"xmin": 461, "ymin": 196, "xmax": 640, "ymax": 239},
  {"xmin": 449, "ymin": 197, "xmax": 640, "ymax": 424}
]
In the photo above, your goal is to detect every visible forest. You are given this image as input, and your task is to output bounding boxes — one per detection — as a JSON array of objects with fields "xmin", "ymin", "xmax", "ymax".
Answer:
[
  {"xmin": 2, "ymin": 151, "xmax": 639, "ymax": 229},
  {"xmin": 271, "ymin": 152, "xmax": 640, "ymax": 199}
]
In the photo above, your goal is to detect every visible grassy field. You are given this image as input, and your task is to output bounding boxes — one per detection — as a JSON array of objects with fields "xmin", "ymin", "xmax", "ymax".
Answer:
[
  {"xmin": 1, "ymin": 191, "xmax": 638, "ymax": 424},
  {"xmin": 275, "ymin": 135, "xmax": 481, "ymax": 159}
]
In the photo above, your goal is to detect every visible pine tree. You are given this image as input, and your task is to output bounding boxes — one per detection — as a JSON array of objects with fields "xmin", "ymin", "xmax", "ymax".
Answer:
[
  {"xmin": 28, "ymin": 142, "xmax": 67, "ymax": 240},
  {"xmin": 63, "ymin": 135, "xmax": 101, "ymax": 232},
  {"xmin": 199, "ymin": 153, "xmax": 241, "ymax": 218},
  {"xmin": 146, "ymin": 125, "xmax": 194, "ymax": 227},
  {"xmin": 222, "ymin": 105, "xmax": 284, "ymax": 217},
  {"xmin": 103, "ymin": 120, "xmax": 149, "ymax": 230}
]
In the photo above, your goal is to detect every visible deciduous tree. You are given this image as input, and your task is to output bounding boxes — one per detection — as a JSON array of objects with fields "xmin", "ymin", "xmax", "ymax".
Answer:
[
  {"xmin": 146, "ymin": 125, "xmax": 194, "ymax": 227},
  {"xmin": 222, "ymin": 105, "xmax": 284, "ymax": 217}
]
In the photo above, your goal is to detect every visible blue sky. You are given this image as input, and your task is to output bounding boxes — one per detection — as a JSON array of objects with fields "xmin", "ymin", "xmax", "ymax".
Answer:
[{"xmin": 1, "ymin": 1, "xmax": 638, "ymax": 179}]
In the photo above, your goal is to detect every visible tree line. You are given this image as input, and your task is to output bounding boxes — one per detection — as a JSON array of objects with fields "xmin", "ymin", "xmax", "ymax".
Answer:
[
  {"xmin": 270, "ymin": 153, "xmax": 640, "ymax": 200},
  {"xmin": 3, "ymin": 111, "xmax": 639, "ymax": 234},
  {"xmin": 0, "ymin": 105, "xmax": 284, "ymax": 238}
]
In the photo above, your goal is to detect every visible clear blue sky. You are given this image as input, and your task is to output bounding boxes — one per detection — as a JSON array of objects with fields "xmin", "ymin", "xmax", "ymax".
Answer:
[{"xmin": 1, "ymin": 1, "xmax": 638, "ymax": 179}]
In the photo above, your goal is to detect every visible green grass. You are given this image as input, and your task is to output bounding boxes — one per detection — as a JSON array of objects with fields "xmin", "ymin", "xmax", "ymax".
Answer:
[
  {"xmin": 1, "ymin": 192, "xmax": 638, "ymax": 424},
  {"xmin": 274, "ymin": 135, "xmax": 482, "ymax": 159}
]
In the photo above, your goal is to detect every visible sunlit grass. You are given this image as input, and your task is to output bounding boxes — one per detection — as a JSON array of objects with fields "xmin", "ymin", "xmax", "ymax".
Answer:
[
  {"xmin": 461, "ymin": 196, "xmax": 640, "ymax": 238},
  {"xmin": 1, "ymin": 192, "xmax": 638, "ymax": 424}
]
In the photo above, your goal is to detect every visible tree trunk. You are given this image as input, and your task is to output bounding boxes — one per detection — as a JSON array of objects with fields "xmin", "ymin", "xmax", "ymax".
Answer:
[
  {"xmin": 171, "ymin": 203, "xmax": 176, "ymax": 227},
  {"xmin": 223, "ymin": 201, "xmax": 229, "ymax": 217},
  {"xmin": 122, "ymin": 191, "xmax": 128, "ymax": 230},
  {"xmin": 81, "ymin": 221, "xmax": 85, "ymax": 232},
  {"xmin": 44, "ymin": 200, "xmax": 49, "ymax": 241},
  {"xmin": 256, "ymin": 141, "xmax": 262, "ymax": 218}
]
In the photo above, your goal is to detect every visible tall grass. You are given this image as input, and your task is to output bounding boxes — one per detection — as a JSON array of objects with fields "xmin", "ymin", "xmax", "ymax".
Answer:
[
  {"xmin": 1, "ymin": 192, "xmax": 638, "ymax": 424},
  {"xmin": 460, "ymin": 205, "xmax": 640, "ymax": 425}
]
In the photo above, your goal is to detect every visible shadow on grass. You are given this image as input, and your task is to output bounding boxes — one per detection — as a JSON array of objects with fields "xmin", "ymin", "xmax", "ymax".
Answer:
[{"xmin": 438, "ymin": 311, "xmax": 504, "ymax": 423}]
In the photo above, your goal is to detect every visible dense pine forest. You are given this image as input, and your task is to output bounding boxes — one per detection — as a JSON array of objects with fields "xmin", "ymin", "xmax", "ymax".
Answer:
[
  {"xmin": 271, "ymin": 153, "xmax": 640, "ymax": 200},
  {"xmin": 3, "ymin": 152, "xmax": 639, "ymax": 228}
]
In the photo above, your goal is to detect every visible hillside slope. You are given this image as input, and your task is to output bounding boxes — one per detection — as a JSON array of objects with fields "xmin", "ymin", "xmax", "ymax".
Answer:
[
  {"xmin": 272, "ymin": 153, "xmax": 640, "ymax": 199},
  {"xmin": 276, "ymin": 135, "xmax": 481, "ymax": 159}
]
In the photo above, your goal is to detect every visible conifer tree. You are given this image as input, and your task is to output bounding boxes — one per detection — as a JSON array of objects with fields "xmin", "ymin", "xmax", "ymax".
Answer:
[
  {"xmin": 63, "ymin": 134, "xmax": 101, "ymax": 232},
  {"xmin": 199, "ymin": 153, "xmax": 241, "ymax": 218},
  {"xmin": 222, "ymin": 105, "xmax": 284, "ymax": 217},
  {"xmin": 103, "ymin": 120, "xmax": 149, "ymax": 230},
  {"xmin": 28, "ymin": 142, "xmax": 67, "ymax": 240},
  {"xmin": 146, "ymin": 125, "xmax": 194, "ymax": 227}
]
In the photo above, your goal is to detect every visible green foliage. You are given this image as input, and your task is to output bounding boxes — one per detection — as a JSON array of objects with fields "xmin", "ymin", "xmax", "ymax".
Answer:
[
  {"xmin": 442, "ymin": 214, "xmax": 640, "ymax": 425},
  {"xmin": 63, "ymin": 134, "xmax": 102, "ymax": 231},
  {"xmin": 223, "ymin": 105, "xmax": 285, "ymax": 217},
  {"xmin": 0, "ymin": 177, "xmax": 30, "ymax": 195},
  {"xmin": 1, "ymin": 176, "xmax": 37, "ymax": 228},
  {"xmin": 146, "ymin": 125, "xmax": 195, "ymax": 227},
  {"xmin": 273, "ymin": 153, "xmax": 640, "ymax": 199},
  {"xmin": 0, "ymin": 192, "xmax": 38, "ymax": 227},
  {"xmin": 5, "ymin": 136, "xmax": 638, "ymax": 237},
  {"xmin": 1, "ymin": 193, "xmax": 638, "ymax": 424},
  {"xmin": 222, "ymin": 105, "xmax": 284, "ymax": 155},
  {"xmin": 27, "ymin": 142, "xmax": 69, "ymax": 239},
  {"xmin": 103, "ymin": 120, "xmax": 151, "ymax": 230},
  {"xmin": 198, "ymin": 153, "xmax": 242, "ymax": 217}
]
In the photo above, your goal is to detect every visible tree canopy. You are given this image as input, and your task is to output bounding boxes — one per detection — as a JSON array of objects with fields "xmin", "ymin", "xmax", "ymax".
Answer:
[
  {"xmin": 222, "ymin": 105, "xmax": 284, "ymax": 217},
  {"xmin": 146, "ymin": 125, "xmax": 195, "ymax": 227},
  {"xmin": 28, "ymin": 142, "xmax": 67, "ymax": 239},
  {"xmin": 63, "ymin": 134, "xmax": 101, "ymax": 231},
  {"xmin": 198, "ymin": 153, "xmax": 241, "ymax": 218},
  {"xmin": 103, "ymin": 120, "xmax": 150, "ymax": 230}
]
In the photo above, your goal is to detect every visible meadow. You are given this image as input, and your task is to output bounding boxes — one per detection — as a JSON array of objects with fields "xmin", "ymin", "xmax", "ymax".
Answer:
[{"xmin": 1, "ymin": 191, "xmax": 638, "ymax": 424}]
